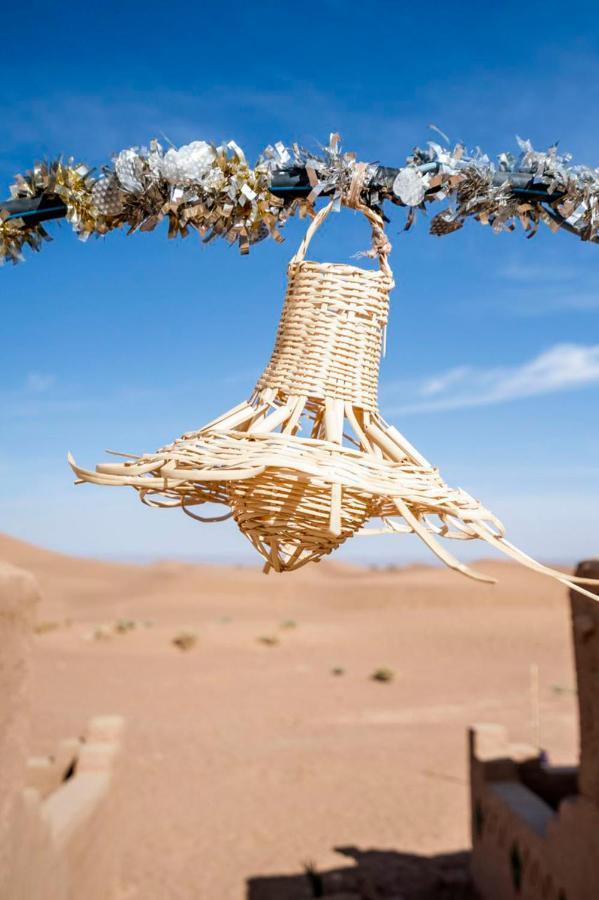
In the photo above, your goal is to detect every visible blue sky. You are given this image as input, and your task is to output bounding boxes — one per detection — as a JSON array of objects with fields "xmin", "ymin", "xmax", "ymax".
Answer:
[{"xmin": 1, "ymin": 1, "xmax": 598, "ymax": 565}]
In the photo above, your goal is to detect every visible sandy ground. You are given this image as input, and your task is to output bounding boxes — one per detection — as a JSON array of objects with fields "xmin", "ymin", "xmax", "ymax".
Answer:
[{"xmin": 1, "ymin": 533, "xmax": 579, "ymax": 899}]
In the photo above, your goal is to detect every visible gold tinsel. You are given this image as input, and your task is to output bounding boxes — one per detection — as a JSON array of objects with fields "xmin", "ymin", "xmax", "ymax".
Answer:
[
  {"xmin": 0, "ymin": 214, "xmax": 51, "ymax": 265},
  {"xmin": 2, "ymin": 159, "xmax": 97, "ymax": 264},
  {"xmin": 10, "ymin": 159, "xmax": 97, "ymax": 237}
]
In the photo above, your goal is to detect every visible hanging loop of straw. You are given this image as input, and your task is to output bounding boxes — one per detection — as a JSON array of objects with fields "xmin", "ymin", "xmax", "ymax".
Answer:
[{"xmin": 290, "ymin": 198, "xmax": 393, "ymax": 279}]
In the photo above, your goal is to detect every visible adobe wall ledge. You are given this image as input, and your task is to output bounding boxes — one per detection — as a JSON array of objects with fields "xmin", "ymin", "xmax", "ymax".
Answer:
[
  {"xmin": 469, "ymin": 562, "xmax": 599, "ymax": 900},
  {"xmin": 0, "ymin": 556, "xmax": 127, "ymax": 900},
  {"xmin": 4, "ymin": 715, "xmax": 126, "ymax": 900},
  {"xmin": 469, "ymin": 723, "xmax": 599, "ymax": 900}
]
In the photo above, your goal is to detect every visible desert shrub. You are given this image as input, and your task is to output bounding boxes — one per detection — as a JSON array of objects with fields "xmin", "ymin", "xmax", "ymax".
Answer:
[
  {"xmin": 257, "ymin": 635, "xmax": 280, "ymax": 647},
  {"xmin": 371, "ymin": 667, "xmax": 395, "ymax": 683},
  {"xmin": 33, "ymin": 620, "xmax": 60, "ymax": 635},
  {"xmin": 92, "ymin": 625, "xmax": 113, "ymax": 641},
  {"xmin": 172, "ymin": 630, "xmax": 198, "ymax": 651}
]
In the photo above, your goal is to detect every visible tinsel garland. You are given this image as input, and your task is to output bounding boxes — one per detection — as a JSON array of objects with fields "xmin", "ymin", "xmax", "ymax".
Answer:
[
  {"xmin": 0, "ymin": 215, "xmax": 51, "ymax": 264},
  {"xmin": 3, "ymin": 133, "xmax": 599, "ymax": 265}
]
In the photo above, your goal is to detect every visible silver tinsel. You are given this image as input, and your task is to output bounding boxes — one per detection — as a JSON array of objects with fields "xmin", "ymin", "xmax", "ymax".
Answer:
[
  {"xmin": 6, "ymin": 132, "xmax": 599, "ymax": 265},
  {"xmin": 114, "ymin": 148, "xmax": 145, "ymax": 194}
]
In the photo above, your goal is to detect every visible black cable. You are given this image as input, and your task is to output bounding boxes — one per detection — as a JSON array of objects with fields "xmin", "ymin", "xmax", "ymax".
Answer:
[{"xmin": 0, "ymin": 166, "xmax": 574, "ymax": 232}]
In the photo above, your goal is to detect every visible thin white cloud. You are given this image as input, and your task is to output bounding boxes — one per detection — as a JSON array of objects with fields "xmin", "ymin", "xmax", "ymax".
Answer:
[
  {"xmin": 533, "ymin": 291, "xmax": 599, "ymax": 313},
  {"xmin": 482, "ymin": 287, "xmax": 599, "ymax": 317},
  {"xmin": 25, "ymin": 372, "xmax": 55, "ymax": 393},
  {"xmin": 498, "ymin": 260, "xmax": 580, "ymax": 283},
  {"xmin": 386, "ymin": 343, "xmax": 599, "ymax": 414},
  {"xmin": 0, "ymin": 83, "xmax": 356, "ymax": 174},
  {"xmin": 0, "ymin": 373, "xmax": 87, "ymax": 421},
  {"xmin": 420, "ymin": 366, "xmax": 471, "ymax": 397}
]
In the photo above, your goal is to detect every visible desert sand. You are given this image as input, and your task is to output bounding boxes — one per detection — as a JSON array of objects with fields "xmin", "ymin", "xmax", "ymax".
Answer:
[{"xmin": 1, "ymin": 532, "xmax": 579, "ymax": 899}]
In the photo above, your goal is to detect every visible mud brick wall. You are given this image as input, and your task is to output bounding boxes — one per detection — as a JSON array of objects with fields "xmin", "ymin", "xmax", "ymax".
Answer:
[{"xmin": 0, "ymin": 561, "xmax": 125, "ymax": 900}]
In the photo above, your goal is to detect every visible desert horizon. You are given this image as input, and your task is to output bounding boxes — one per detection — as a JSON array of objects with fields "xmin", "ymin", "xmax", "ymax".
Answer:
[{"xmin": 2, "ymin": 529, "xmax": 582, "ymax": 898}]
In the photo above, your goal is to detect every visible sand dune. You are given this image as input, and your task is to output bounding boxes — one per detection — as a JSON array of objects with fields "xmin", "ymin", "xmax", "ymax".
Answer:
[{"xmin": 2, "ymin": 533, "xmax": 580, "ymax": 898}]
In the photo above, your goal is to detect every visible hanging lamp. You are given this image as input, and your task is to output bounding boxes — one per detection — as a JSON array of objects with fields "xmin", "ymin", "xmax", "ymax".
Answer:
[{"xmin": 69, "ymin": 202, "xmax": 599, "ymax": 598}]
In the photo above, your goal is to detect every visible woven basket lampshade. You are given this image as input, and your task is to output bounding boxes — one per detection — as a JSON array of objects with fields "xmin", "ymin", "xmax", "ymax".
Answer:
[{"xmin": 70, "ymin": 203, "xmax": 599, "ymax": 596}]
